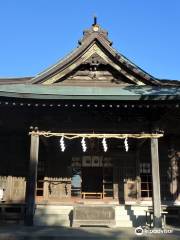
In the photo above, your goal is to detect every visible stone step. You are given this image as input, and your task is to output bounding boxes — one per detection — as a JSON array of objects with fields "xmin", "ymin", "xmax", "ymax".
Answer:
[
  {"xmin": 34, "ymin": 205, "xmax": 73, "ymax": 227},
  {"xmin": 36, "ymin": 205, "xmax": 73, "ymax": 210},
  {"xmin": 35, "ymin": 205, "xmax": 73, "ymax": 215},
  {"xmin": 115, "ymin": 215, "xmax": 130, "ymax": 221},
  {"xmin": 115, "ymin": 212, "xmax": 130, "ymax": 216},
  {"xmin": 33, "ymin": 205, "xmax": 148, "ymax": 227},
  {"xmin": 115, "ymin": 206, "xmax": 148, "ymax": 215},
  {"xmin": 116, "ymin": 220, "xmax": 133, "ymax": 227},
  {"xmin": 35, "ymin": 209, "xmax": 72, "ymax": 215},
  {"xmin": 34, "ymin": 214, "xmax": 70, "ymax": 220},
  {"xmin": 34, "ymin": 214, "xmax": 70, "ymax": 227},
  {"xmin": 115, "ymin": 206, "xmax": 147, "ymax": 227}
]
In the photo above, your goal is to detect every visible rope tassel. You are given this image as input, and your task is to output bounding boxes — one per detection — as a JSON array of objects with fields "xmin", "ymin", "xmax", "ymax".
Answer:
[
  {"xmin": 102, "ymin": 138, "xmax": 108, "ymax": 152},
  {"xmin": 60, "ymin": 136, "xmax": 65, "ymax": 152},
  {"xmin": 124, "ymin": 137, "xmax": 129, "ymax": 152},
  {"xmin": 81, "ymin": 137, "xmax": 87, "ymax": 152}
]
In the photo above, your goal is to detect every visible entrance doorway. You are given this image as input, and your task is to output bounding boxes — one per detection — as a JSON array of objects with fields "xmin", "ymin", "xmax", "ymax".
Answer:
[
  {"xmin": 71, "ymin": 156, "xmax": 114, "ymax": 199},
  {"xmin": 81, "ymin": 167, "xmax": 103, "ymax": 192}
]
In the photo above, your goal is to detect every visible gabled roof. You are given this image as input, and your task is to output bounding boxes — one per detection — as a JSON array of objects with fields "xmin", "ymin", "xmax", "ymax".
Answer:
[
  {"xmin": 0, "ymin": 77, "xmax": 33, "ymax": 84},
  {"xmin": 30, "ymin": 22, "xmax": 162, "ymax": 86},
  {"xmin": 0, "ymin": 21, "xmax": 179, "ymax": 90}
]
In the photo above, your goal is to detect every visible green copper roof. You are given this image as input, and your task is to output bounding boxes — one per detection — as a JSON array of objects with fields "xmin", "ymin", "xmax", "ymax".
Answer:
[{"xmin": 0, "ymin": 84, "xmax": 180, "ymax": 100}]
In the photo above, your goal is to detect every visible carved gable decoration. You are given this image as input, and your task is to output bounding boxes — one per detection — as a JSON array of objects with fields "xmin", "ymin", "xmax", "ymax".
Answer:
[
  {"xmin": 84, "ymin": 52, "xmax": 107, "ymax": 66},
  {"xmin": 31, "ymin": 22, "xmax": 162, "ymax": 87},
  {"xmin": 56, "ymin": 55, "xmax": 135, "ymax": 86}
]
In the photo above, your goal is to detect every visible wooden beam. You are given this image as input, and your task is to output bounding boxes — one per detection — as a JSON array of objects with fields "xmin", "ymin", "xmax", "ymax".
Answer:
[
  {"xmin": 150, "ymin": 138, "xmax": 162, "ymax": 228},
  {"xmin": 24, "ymin": 134, "xmax": 39, "ymax": 226}
]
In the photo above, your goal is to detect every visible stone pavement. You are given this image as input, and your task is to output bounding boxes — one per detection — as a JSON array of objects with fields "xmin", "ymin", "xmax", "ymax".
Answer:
[{"xmin": 0, "ymin": 225, "xmax": 179, "ymax": 240}]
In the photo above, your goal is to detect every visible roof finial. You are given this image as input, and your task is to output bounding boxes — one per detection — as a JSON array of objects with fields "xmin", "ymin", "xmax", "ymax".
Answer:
[
  {"xmin": 93, "ymin": 16, "xmax": 97, "ymax": 26},
  {"xmin": 92, "ymin": 15, "xmax": 99, "ymax": 32}
]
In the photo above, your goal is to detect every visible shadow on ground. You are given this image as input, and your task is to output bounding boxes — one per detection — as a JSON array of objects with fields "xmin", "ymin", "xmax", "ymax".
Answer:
[{"xmin": 0, "ymin": 224, "xmax": 180, "ymax": 240}]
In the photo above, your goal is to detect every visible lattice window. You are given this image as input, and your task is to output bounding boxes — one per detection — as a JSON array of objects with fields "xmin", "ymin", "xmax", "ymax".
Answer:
[
  {"xmin": 103, "ymin": 167, "xmax": 113, "ymax": 197},
  {"xmin": 36, "ymin": 158, "xmax": 46, "ymax": 197},
  {"xmin": 140, "ymin": 163, "xmax": 151, "ymax": 174},
  {"xmin": 140, "ymin": 163, "xmax": 152, "ymax": 198}
]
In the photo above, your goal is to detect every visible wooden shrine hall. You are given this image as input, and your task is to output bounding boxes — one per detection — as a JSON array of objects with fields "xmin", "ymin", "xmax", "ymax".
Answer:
[{"xmin": 0, "ymin": 20, "xmax": 180, "ymax": 228}]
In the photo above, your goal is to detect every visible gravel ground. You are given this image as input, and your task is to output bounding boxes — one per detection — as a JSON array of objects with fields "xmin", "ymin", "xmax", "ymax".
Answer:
[{"xmin": 0, "ymin": 225, "xmax": 179, "ymax": 240}]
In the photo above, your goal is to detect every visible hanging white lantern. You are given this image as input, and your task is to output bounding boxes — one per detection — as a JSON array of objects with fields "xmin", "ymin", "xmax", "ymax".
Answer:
[
  {"xmin": 102, "ymin": 138, "xmax": 108, "ymax": 152},
  {"xmin": 124, "ymin": 137, "xmax": 129, "ymax": 152},
  {"xmin": 81, "ymin": 137, "xmax": 87, "ymax": 152},
  {"xmin": 60, "ymin": 136, "xmax": 66, "ymax": 152}
]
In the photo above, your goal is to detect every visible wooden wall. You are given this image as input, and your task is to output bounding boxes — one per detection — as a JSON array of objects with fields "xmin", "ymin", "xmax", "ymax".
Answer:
[
  {"xmin": 0, "ymin": 103, "xmax": 179, "ymax": 204},
  {"xmin": 0, "ymin": 135, "xmax": 28, "ymax": 202}
]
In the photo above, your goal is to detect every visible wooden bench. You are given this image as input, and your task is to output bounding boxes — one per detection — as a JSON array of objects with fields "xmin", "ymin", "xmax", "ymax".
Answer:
[
  {"xmin": 81, "ymin": 192, "xmax": 103, "ymax": 199},
  {"xmin": 145, "ymin": 209, "xmax": 168, "ymax": 228}
]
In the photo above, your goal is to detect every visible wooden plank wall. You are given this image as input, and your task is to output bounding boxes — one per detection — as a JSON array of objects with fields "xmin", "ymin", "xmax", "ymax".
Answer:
[{"xmin": 0, "ymin": 134, "xmax": 179, "ymax": 203}]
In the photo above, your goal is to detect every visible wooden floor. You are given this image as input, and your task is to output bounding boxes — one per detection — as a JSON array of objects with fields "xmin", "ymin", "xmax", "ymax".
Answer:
[{"xmin": 36, "ymin": 197, "xmax": 118, "ymax": 205}]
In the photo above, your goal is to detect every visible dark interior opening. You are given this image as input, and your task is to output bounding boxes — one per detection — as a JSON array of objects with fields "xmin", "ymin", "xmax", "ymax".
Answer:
[{"xmin": 81, "ymin": 167, "xmax": 103, "ymax": 192}]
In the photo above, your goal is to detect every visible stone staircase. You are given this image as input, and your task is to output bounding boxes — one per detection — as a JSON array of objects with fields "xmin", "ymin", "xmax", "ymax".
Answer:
[
  {"xmin": 34, "ymin": 205, "xmax": 73, "ymax": 227},
  {"xmin": 115, "ymin": 205, "xmax": 148, "ymax": 227},
  {"xmin": 34, "ymin": 204, "xmax": 148, "ymax": 227}
]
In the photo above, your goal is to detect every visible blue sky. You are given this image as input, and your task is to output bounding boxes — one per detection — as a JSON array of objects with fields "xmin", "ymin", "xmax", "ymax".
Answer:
[{"xmin": 0, "ymin": 0, "xmax": 180, "ymax": 80}]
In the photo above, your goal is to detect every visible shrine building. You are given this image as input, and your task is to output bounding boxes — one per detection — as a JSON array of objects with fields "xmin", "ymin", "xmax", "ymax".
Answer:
[{"xmin": 0, "ymin": 20, "xmax": 180, "ymax": 228}]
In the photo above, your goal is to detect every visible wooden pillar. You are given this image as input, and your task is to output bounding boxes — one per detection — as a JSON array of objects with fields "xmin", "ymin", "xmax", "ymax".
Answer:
[
  {"xmin": 168, "ymin": 137, "xmax": 178, "ymax": 201},
  {"xmin": 25, "ymin": 133, "xmax": 39, "ymax": 226},
  {"xmin": 150, "ymin": 138, "xmax": 162, "ymax": 228},
  {"xmin": 113, "ymin": 165, "xmax": 119, "ymax": 200},
  {"xmin": 135, "ymin": 148, "xmax": 141, "ymax": 203}
]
